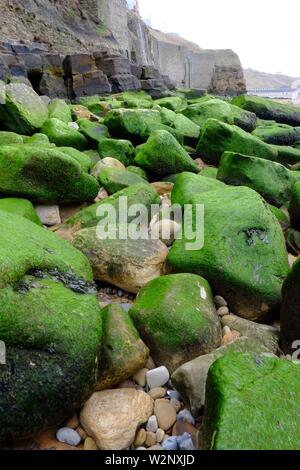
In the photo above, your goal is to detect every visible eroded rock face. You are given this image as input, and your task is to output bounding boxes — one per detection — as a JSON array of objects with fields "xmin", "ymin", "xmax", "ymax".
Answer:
[{"xmin": 80, "ymin": 389, "xmax": 153, "ymax": 450}]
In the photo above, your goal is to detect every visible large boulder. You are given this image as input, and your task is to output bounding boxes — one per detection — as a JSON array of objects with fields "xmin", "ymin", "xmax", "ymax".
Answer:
[
  {"xmin": 98, "ymin": 167, "xmax": 148, "ymax": 194},
  {"xmin": 134, "ymin": 130, "xmax": 199, "ymax": 176},
  {"xmin": 289, "ymin": 181, "xmax": 300, "ymax": 230},
  {"xmin": 232, "ymin": 95, "xmax": 300, "ymax": 126},
  {"xmin": 76, "ymin": 119, "xmax": 109, "ymax": 145},
  {"xmin": 98, "ymin": 138, "xmax": 135, "ymax": 166},
  {"xmin": 280, "ymin": 257, "xmax": 300, "ymax": 354},
  {"xmin": 48, "ymin": 99, "xmax": 72, "ymax": 124},
  {"xmin": 55, "ymin": 147, "xmax": 92, "ymax": 173},
  {"xmin": 217, "ymin": 152, "xmax": 296, "ymax": 207},
  {"xmin": 0, "ymin": 211, "xmax": 102, "ymax": 441},
  {"xmin": 0, "ymin": 83, "xmax": 48, "ymax": 135},
  {"xmin": 199, "ymin": 353, "xmax": 300, "ymax": 450},
  {"xmin": 172, "ymin": 337, "xmax": 269, "ymax": 416},
  {"xmin": 97, "ymin": 304, "xmax": 149, "ymax": 390},
  {"xmin": 0, "ymin": 131, "xmax": 23, "ymax": 145},
  {"xmin": 0, "ymin": 145, "xmax": 99, "ymax": 203},
  {"xmin": 196, "ymin": 119, "xmax": 277, "ymax": 164},
  {"xmin": 72, "ymin": 226, "xmax": 168, "ymax": 293},
  {"xmin": 167, "ymin": 186, "xmax": 289, "ymax": 322},
  {"xmin": 171, "ymin": 172, "xmax": 225, "ymax": 206},
  {"xmin": 0, "ymin": 197, "xmax": 42, "ymax": 225},
  {"xmin": 41, "ymin": 118, "xmax": 88, "ymax": 151},
  {"xmin": 129, "ymin": 273, "xmax": 222, "ymax": 372},
  {"xmin": 252, "ymin": 121, "xmax": 300, "ymax": 145}
]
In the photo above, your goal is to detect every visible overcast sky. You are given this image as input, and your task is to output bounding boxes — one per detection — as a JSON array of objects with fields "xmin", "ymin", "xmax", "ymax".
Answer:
[{"xmin": 138, "ymin": 0, "xmax": 300, "ymax": 77}]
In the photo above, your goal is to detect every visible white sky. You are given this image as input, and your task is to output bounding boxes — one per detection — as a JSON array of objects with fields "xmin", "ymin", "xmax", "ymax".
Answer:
[{"xmin": 138, "ymin": 0, "xmax": 300, "ymax": 77}]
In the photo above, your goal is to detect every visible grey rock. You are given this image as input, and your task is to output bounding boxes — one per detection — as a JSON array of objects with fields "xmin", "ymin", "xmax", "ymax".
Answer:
[
  {"xmin": 162, "ymin": 436, "xmax": 178, "ymax": 450},
  {"xmin": 177, "ymin": 410, "xmax": 195, "ymax": 425},
  {"xmin": 56, "ymin": 427, "xmax": 81, "ymax": 446},
  {"xmin": 146, "ymin": 366, "xmax": 170, "ymax": 389}
]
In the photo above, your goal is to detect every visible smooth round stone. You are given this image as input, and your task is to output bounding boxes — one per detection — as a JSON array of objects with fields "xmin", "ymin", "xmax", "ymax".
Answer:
[
  {"xmin": 154, "ymin": 400, "xmax": 177, "ymax": 431},
  {"xmin": 148, "ymin": 387, "xmax": 166, "ymax": 399},
  {"xmin": 162, "ymin": 436, "xmax": 178, "ymax": 450},
  {"xmin": 176, "ymin": 432, "xmax": 192, "ymax": 446},
  {"xmin": 145, "ymin": 431, "xmax": 156, "ymax": 447},
  {"xmin": 167, "ymin": 390, "xmax": 181, "ymax": 401},
  {"xmin": 170, "ymin": 398, "xmax": 181, "ymax": 412},
  {"xmin": 156, "ymin": 428, "xmax": 165, "ymax": 443},
  {"xmin": 146, "ymin": 366, "xmax": 170, "ymax": 389},
  {"xmin": 134, "ymin": 428, "xmax": 146, "ymax": 447},
  {"xmin": 146, "ymin": 415, "xmax": 158, "ymax": 433},
  {"xmin": 56, "ymin": 427, "xmax": 81, "ymax": 446},
  {"xmin": 179, "ymin": 437, "xmax": 194, "ymax": 451},
  {"xmin": 217, "ymin": 306, "xmax": 229, "ymax": 317},
  {"xmin": 136, "ymin": 446, "xmax": 147, "ymax": 450},
  {"xmin": 65, "ymin": 413, "xmax": 79, "ymax": 429},
  {"xmin": 133, "ymin": 368, "xmax": 149, "ymax": 387},
  {"xmin": 176, "ymin": 410, "xmax": 195, "ymax": 425},
  {"xmin": 214, "ymin": 295, "xmax": 228, "ymax": 307},
  {"xmin": 84, "ymin": 437, "xmax": 98, "ymax": 450}
]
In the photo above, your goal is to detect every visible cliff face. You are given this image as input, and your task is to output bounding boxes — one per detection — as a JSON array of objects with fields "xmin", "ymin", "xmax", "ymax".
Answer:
[{"xmin": 0, "ymin": 0, "xmax": 246, "ymax": 96}]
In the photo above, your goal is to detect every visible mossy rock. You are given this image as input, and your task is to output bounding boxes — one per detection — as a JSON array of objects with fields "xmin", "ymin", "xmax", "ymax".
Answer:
[
  {"xmin": 56, "ymin": 147, "xmax": 92, "ymax": 173},
  {"xmin": 0, "ymin": 210, "xmax": 102, "ymax": 441},
  {"xmin": 24, "ymin": 133, "xmax": 50, "ymax": 145},
  {"xmin": 134, "ymin": 130, "xmax": 199, "ymax": 176},
  {"xmin": 217, "ymin": 152, "xmax": 296, "ymax": 207},
  {"xmin": 127, "ymin": 166, "xmax": 148, "ymax": 180},
  {"xmin": 289, "ymin": 180, "xmax": 300, "ymax": 230},
  {"xmin": 98, "ymin": 138, "xmax": 135, "ymax": 166},
  {"xmin": 253, "ymin": 122, "xmax": 300, "ymax": 145},
  {"xmin": 0, "ymin": 83, "xmax": 48, "ymax": 135},
  {"xmin": 196, "ymin": 119, "xmax": 277, "ymax": 165},
  {"xmin": 167, "ymin": 186, "xmax": 289, "ymax": 322},
  {"xmin": 172, "ymin": 113, "xmax": 201, "ymax": 146},
  {"xmin": 41, "ymin": 118, "xmax": 88, "ymax": 151},
  {"xmin": 154, "ymin": 96, "xmax": 187, "ymax": 112},
  {"xmin": 171, "ymin": 172, "xmax": 225, "ymax": 206},
  {"xmin": 0, "ymin": 197, "xmax": 42, "ymax": 225},
  {"xmin": 232, "ymin": 95, "xmax": 300, "ymax": 126},
  {"xmin": 268, "ymin": 204, "xmax": 290, "ymax": 233},
  {"xmin": 98, "ymin": 167, "xmax": 149, "ymax": 194},
  {"xmin": 0, "ymin": 145, "xmax": 99, "ymax": 203},
  {"xmin": 129, "ymin": 273, "xmax": 222, "ymax": 373},
  {"xmin": 0, "ymin": 131, "xmax": 23, "ymax": 145},
  {"xmin": 122, "ymin": 99, "xmax": 153, "ymax": 109},
  {"xmin": 78, "ymin": 96, "xmax": 113, "ymax": 114},
  {"xmin": 77, "ymin": 118, "xmax": 109, "ymax": 145},
  {"xmin": 97, "ymin": 304, "xmax": 149, "ymax": 390},
  {"xmin": 272, "ymin": 144, "xmax": 300, "ymax": 165},
  {"xmin": 200, "ymin": 353, "xmax": 300, "ymax": 450},
  {"xmin": 48, "ymin": 99, "xmax": 72, "ymax": 124},
  {"xmin": 281, "ymin": 257, "xmax": 300, "ymax": 354},
  {"xmin": 199, "ymin": 167, "xmax": 218, "ymax": 179}
]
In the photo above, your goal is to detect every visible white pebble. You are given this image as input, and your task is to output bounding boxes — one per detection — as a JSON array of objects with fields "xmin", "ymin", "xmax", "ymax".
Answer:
[
  {"xmin": 146, "ymin": 366, "xmax": 170, "ymax": 389},
  {"xmin": 35, "ymin": 205, "xmax": 61, "ymax": 226},
  {"xmin": 177, "ymin": 409, "xmax": 195, "ymax": 425},
  {"xmin": 214, "ymin": 295, "xmax": 228, "ymax": 307},
  {"xmin": 146, "ymin": 415, "xmax": 158, "ymax": 433},
  {"xmin": 56, "ymin": 427, "xmax": 81, "ymax": 446}
]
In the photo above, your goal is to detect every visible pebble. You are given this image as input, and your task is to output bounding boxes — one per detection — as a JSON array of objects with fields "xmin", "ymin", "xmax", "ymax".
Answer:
[
  {"xmin": 154, "ymin": 399, "xmax": 177, "ymax": 431},
  {"xmin": 148, "ymin": 387, "xmax": 166, "ymax": 399},
  {"xmin": 133, "ymin": 368, "xmax": 148, "ymax": 387},
  {"xmin": 167, "ymin": 390, "xmax": 181, "ymax": 401},
  {"xmin": 76, "ymin": 426, "xmax": 87, "ymax": 441},
  {"xmin": 221, "ymin": 330, "xmax": 241, "ymax": 346},
  {"xmin": 170, "ymin": 398, "xmax": 181, "ymax": 412},
  {"xmin": 145, "ymin": 431, "xmax": 157, "ymax": 447},
  {"xmin": 145, "ymin": 356, "xmax": 156, "ymax": 370},
  {"xmin": 65, "ymin": 413, "xmax": 79, "ymax": 429},
  {"xmin": 162, "ymin": 436, "xmax": 178, "ymax": 450},
  {"xmin": 223, "ymin": 326, "xmax": 231, "ymax": 335},
  {"xmin": 179, "ymin": 437, "xmax": 195, "ymax": 450},
  {"xmin": 56, "ymin": 427, "xmax": 81, "ymax": 446},
  {"xmin": 176, "ymin": 432, "xmax": 192, "ymax": 446},
  {"xmin": 177, "ymin": 410, "xmax": 195, "ymax": 425},
  {"xmin": 35, "ymin": 205, "xmax": 61, "ymax": 226},
  {"xmin": 134, "ymin": 428, "xmax": 146, "ymax": 447},
  {"xmin": 84, "ymin": 437, "xmax": 98, "ymax": 450},
  {"xmin": 156, "ymin": 428, "xmax": 165, "ymax": 443},
  {"xmin": 146, "ymin": 415, "xmax": 158, "ymax": 433},
  {"xmin": 136, "ymin": 446, "xmax": 147, "ymax": 450},
  {"xmin": 217, "ymin": 306, "xmax": 229, "ymax": 317},
  {"xmin": 117, "ymin": 289, "xmax": 124, "ymax": 297},
  {"xmin": 146, "ymin": 366, "xmax": 170, "ymax": 389},
  {"xmin": 172, "ymin": 421, "xmax": 198, "ymax": 444},
  {"xmin": 214, "ymin": 295, "xmax": 228, "ymax": 307}
]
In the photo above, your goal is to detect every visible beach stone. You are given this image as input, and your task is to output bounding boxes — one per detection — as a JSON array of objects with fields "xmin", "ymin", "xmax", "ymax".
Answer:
[
  {"xmin": 56, "ymin": 428, "xmax": 81, "ymax": 446},
  {"xmin": 162, "ymin": 436, "xmax": 178, "ymax": 450},
  {"xmin": 179, "ymin": 437, "xmax": 194, "ymax": 450},
  {"xmin": 146, "ymin": 415, "xmax": 158, "ymax": 433},
  {"xmin": 221, "ymin": 330, "xmax": 241, "ymax": 346},
  {"xmin": 154, "ymin": 400, "xmax": 177, "ymax": 431},
  {"xmin": 214, "ymin": 295, "xmax": 228, "ymax": 307},
  {"xmin": 77, "ymin": 427, "xmax": 87, "ymax": 441},
  {"xmin": 167, "ymin": 390, "xmax": 182, "ymax": 401},
  {"xmin": 35, "ymin": 205, "xmax": 61, "ymax": 226},
  {"xmin": 65, "ymin": 414, "xmax": 79, "ymax": 430},
  {"xmin": 80, "ymin": 389, "xmax": 153, "ymax": 450},
  {"xmin": 172, "ymin": 421, "xmax": 198, "ymax": 445},
  {"xmin": 136, "ymin": 446, "xmax": 147, "ymax": 450},
  {"xmin": 145, "ymin": 431, "xmax": 156, "ymax": 447},
  {"xmin": 133, "ymin": 368, "xmax": 149, "ymax": 388},
  {"xmin": 217, "ymin": 306, "xmax": 229, "ymax": 317},
  {"xmin": 150, "ymin": 219, "xmax": 181, "ymax": 246},
  {"xmin": 146, "ymin": 366, "xmax": 170, "ymax": 389},
  {"xmin": 156, "ymin": 428, "xmax": 165, "ymax": 443},
  {"xmin": 148, "ymin": 387, "xmax": 166, "ymax": 399},
  {"xmin": 134, "ymin": 428, "xmax": 146, "ymax": 447},
  {"xmin": 170, "ymin": 398, "xmax": 181, "ymax": 412},
  {"xmin": 177, "ymin": 410, "xmax": 195, "ymax": 425},
  {"xmin": 84, "ymin": 437, "xmax": 98, "ymax": 450}
]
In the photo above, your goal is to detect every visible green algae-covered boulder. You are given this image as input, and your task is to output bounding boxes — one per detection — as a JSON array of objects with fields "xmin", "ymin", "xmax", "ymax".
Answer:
[
  {"xmin": 0, "ymin": 210, "xmax": 102, "ymax": 441},
  {"xmin": 98, "ymin": 167, "xmax": 149, "ymax": 194},
  {"xmin": 97, "ymin": 304, "xmax": 149, "ymax": 390},
  {"xmin": 289, "ymin": 181, "xmax": 300, "ymax": 230},
  {"xmin": 0, "ymin": 83, "xmax": 48, "ymax": 135},
  {"xmin": 167, "ymin": 186, "xmax": 289, "ymax": 322},
  {"xmin": 41, "ymin": 118, "xmax": 88, "ymax": 151},
  {"xmin": 123, "ymin": 98, "xmax": 153, "ymax": 109},
  {"xmin": 272, "ymin": 144, "xmax": 300, "ymax": 165},
  {"xmin": 172, "ymin": 337, "xmax": 269, "ymax": 416},
  {"xmin": 172, "ymin": 113, "xmax": 201, "ymax": 146},
  {"xmin": 200, "ymin": 167, "xmax": 218, "ymax": 179},
  {"xmin": 232, "ymin": 94, "xmax": 300, "ymax": 126},
  {"xmin": 56, "ymin": 183, "xmax": 160, "ymax": 239},
  {"xmin": 200, "ymin": 353, "xmax": 300, "ymax": 450},
  {"xmin": 134, "ymin": 130, "xmax": 199, "ymax": 176},
  {"xmin": 48, "ymin": 99, "xmax": 72, "ymax": 123},
  {"xmin": 0, "ymin": 197, "xmax": 42, "ymax": 225},
  {"xmin": 217, "ymin": 152, "xmax": 296, "ymax": 207},
  {"xmin": 24, "ymin": 133, "xmax": 51, "ymax": 146},
  {"xmin": 0, "ymin": 145, "xmax": 99, "ymax": 203},
  {"xmin": 268, "ymin": 204, "xmax": 290, "ymax": 233},
  {"xmin": 77, "ymin": 118, "xmax": 109, "ymax": 145},
  {"xmin": 104, "ymin": 108, "xmax": 162, "ymax": 143},
  {"xmin": 129, "ymin": 273, "xmax": 222, "ymax": 372},
  {"xmin": 171, "ymin": 172, "xmax": 225, "ymax": 206},
  {"xmin": 252, "ymin": 121, "xmax": 300, "ymax": 145},
  {"xmin": 0, "ymin": 131, "xmax": 23, "ymax": 145},
  {"xmin": 127, "ymin": 165, "xmax": 148, "ymax": 180},
  {"xmin": 154, "ymin": 96, "xmax": 187, "ymax": 112},
  {"xmin": 280, "ymin": 257, "xmax": 300, "ymax": 354},
  {"xmin": 56, "ymin": 146, "xmax": 91, "ymax": 173},
  {"xmin": 98, "ymin": 138, "xmax": 135, "ymax": 166},
  {"xmin": 196, "ymin": 119, "xmax": 277, "ymax": 164}
]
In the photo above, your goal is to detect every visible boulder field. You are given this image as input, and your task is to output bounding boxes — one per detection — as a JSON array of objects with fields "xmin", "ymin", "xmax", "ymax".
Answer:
[{"xmin": 0, "ymin": 83, "xmax": 300, "ymax": 450}]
